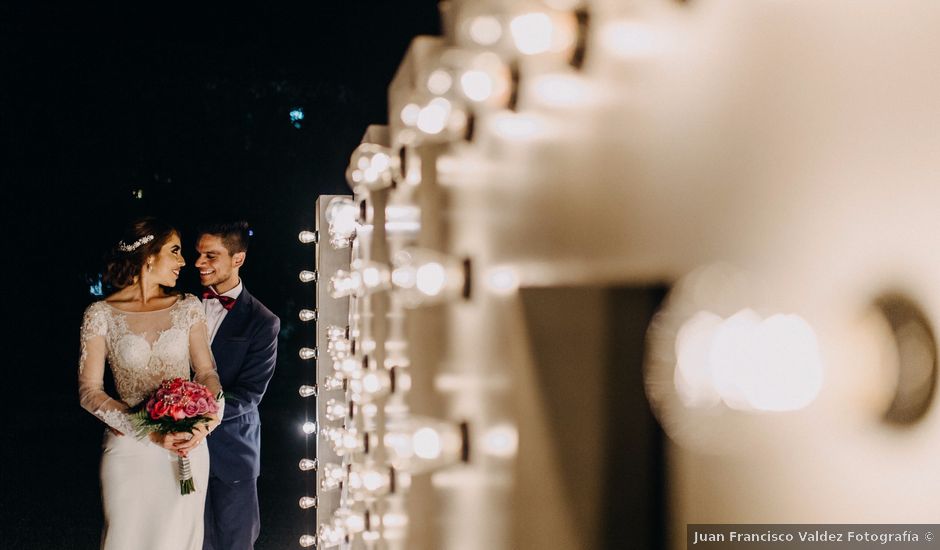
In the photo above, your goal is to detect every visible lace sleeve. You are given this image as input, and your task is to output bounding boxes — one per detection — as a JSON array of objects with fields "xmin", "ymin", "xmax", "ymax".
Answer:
[
  {"xmin": 185, "ymin": 297, "xmax": 224, "ymax": 420},
  {"xmin": 78, "ymin": 302, "xmax": 134, "ymax": 434}
]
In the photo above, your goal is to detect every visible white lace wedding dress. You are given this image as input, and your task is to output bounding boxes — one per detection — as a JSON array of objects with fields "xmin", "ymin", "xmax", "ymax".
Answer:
[{"xmin": 79, "ymin": 294, "xmax": 222, "ymax": 550}]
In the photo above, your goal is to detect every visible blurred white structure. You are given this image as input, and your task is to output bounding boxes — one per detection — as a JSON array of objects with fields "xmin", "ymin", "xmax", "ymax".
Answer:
[{"xmin": 299, "ymin": 0, "xmax": 940, "ymax": 548}]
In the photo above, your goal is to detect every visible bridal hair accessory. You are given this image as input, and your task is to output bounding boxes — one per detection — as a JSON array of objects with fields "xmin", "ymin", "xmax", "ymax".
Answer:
[{"xmin": 118, "ymin": 234, "xmax": 155, "ymax": 252}]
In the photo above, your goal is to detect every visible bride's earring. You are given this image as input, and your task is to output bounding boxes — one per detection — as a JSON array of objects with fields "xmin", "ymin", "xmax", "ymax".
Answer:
[{"xmin": 147, "ymin": 263, "xmax": 153, "ymax": 273}]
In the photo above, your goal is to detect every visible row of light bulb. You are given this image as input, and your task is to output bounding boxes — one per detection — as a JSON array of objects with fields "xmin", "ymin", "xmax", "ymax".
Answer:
[
  {"xmin": 298, "ymin": 197, "xmax": 473, "ymax": 549},
  {"xmin": 300, "ymin": 508, "xmax": 409, "ymax": 548},
  {"xmin": 294, "ymin": 1, "xmax": 608, "ymax": 543}
]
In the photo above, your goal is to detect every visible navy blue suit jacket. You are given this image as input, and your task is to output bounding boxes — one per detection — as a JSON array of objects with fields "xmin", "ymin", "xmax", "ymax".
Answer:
[{"xmin": 206, "ymin": 286, "xmax": 279, "ymax": 483}]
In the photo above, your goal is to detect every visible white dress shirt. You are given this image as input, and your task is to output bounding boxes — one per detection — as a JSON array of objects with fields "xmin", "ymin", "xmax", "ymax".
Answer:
[{"xmin": 203, "ymin": 280, "xmax": 243, "ymax": 344}]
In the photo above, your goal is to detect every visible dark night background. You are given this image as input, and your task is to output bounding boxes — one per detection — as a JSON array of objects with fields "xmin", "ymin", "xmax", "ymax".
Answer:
[{"xmin": 2, "ymin": 3, "xmax": 440, "ymax": 548}]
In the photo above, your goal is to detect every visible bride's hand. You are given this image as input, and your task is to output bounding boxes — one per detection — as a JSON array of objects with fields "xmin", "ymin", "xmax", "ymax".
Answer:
[
  {"xmin": 149, "ymin": 432, "xmax": 190, "ymax": 456},
  {"xmin": 174, "ymin": 423, "xmax": 211, "ymax": 456}
]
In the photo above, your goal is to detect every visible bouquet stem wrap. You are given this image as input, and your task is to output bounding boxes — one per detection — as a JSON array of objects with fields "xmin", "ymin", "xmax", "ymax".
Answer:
[{"xmin": 178, "ymin": 455, "xmax": 195, "ymax": 495}]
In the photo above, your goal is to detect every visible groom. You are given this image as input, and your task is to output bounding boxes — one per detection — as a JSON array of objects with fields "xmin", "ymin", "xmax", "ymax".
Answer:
[{"xmin": 194, "ymin": 221, "xmax": 280, "ymax": 550}]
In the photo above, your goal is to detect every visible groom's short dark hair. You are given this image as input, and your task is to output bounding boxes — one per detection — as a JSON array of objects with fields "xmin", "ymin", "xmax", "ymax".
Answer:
[{"xmin": 197, "ymin": 220, "xmax": 251, "ymax": 255}]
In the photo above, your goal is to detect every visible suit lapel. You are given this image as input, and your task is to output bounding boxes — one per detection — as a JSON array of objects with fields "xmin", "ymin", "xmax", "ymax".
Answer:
[{"xmin": 211, "ymin": 287, "xmax": 251, "ymax": 355}]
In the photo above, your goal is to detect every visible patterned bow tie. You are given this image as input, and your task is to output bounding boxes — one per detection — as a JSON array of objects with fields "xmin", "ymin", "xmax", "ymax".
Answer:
[{"xmin": 203, "ymin": 290, "xmax": 236, "ymax": 311}]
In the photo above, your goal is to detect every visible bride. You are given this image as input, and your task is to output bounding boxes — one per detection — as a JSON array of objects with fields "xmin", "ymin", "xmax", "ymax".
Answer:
[{"xmin": 79, "ymin": 217, "xmax": 223, "ymax": 550}]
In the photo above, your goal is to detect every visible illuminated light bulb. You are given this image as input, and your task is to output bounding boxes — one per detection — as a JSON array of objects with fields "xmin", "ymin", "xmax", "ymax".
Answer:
[
  {"xmin": 325, "ymin": 197, "xmax": 358, "ymax": 248},
  {"xmin": 396, "ymin": 369, "xmax": 412, "ymax": 392},
  {"xmin": 674, "ymin": 311, "xmax": 724, "ymax": 408},
  {"xmin": 384, "ymin": 416, "xmax": 465, "ymax": 473},
  {"xmin": 298, "ymin": 270, "xmax": 318, "ymax": 283},
  {"xmin": 333, "ymin": 508, "xmax": 366, "ymax": 534},
  {"xmin": 599, "ymin": 20, "xmax": 660, "ymax": 59},
  {"xmin": 481, "ymin": 423, "xmax": 518, "ymax": 458},
  {"xmin": 346, "ymin": 464, "xmax": 393, "ymax": 498},
  {"xmin": 510, "ymin": 12, "xmax": 554, "ymax": 55},
  {"xmin": 325, "ymin": 324, "xmax": 346, "ymax": 341},
  {"xmin": 347, "ymin": 143, "xmax": 396, "ymax": 191},
  {"xmin": 416, "ymin": 263, "xmax": 446, "ymax": 295},
  {"xmin": 298, "ymin": 230, "xmax": 318, "ymax": 244},
  {"xmin": 678, "ymin": 309, "xmax": 824, "ymax": 412},
  {"xmin": 317, "ymin": 524, "xmax": 346, "ymax": 548},
  {"xmin": 325, "ymin": 196, "xmax": 358, "ymax": 227},
  {"xmin": 744, "ymin": 313, "xmax": 823, "ymax": 411},
  {"xmin": 412, "ymin": 427, "xmax": 442, "ymax": 459},
  {"xmin": 330, "ymin": 269, "xmax": 362, "ymax": 298},
  {"xmin": 362, "ymin": 369, "xmax": 391, "ymax": 396},
  {"xmin": 324, "ymin": 398, "xmax": 346, "ymax": 421},
  {"xmin": 327, "ymin": 427, "xmax": 365, "ymax": 456},
  {"xmin": 299, "ymin": 534, "xmax": 316, "ymax": 547},
  {"xmin": 335, "ymin": 357, "xmax": 362, "ymax": 377},
  {"xmin": 328, "ymin": 337, "xmax": 351, "ymax": 361},
  {"xmin": 360, "ymin": 263, "xmax": 390, "ymax": 291},
  {"xmin": 460, "ymin": 70, "xmax": 494, "ymax": 102},
  {"xmin": 320, "ymin": 463, "xmax": 345, "ymax": 491},
  {"xmin": 299, "ymin": 347, "xmax": 318, "ymax": 360},
  {"xmin": 371, "ymin": 152, "xmax": 389, "ymax": 171},
  {"xmin": 391, "ymin": 248, "xmax": 467, "ymax": 307},
  {"xmin": 298, "ymin": 309, "xmax": 317, "ymax": 322},
  {"xmin": 362, "ymin": 371, "xmax": 383, "ymax": 394},
  {"xmin": 299, "ymin": 385, "xmax": 317, "ymax": 398},
  {"xmin": 299, "ymin": 496, "xmax": 317, "ymax": 509},
  {"xmin": 348, "ymin": 369, "xmax": 391, "ymax": 401},
  {"xmin": 302, "ymin": 421, "xmax": 318, "ymax": 435},
  {"xmin": 427, "ymin": 69, "xmax": 453, "ymax": 95},
  {"xmin": 299, "ymin": 458, "xmax": 318, "ymax": 471},
  {"xmin": 469, "ymin": 15, "xmax": 502, "ymax": 45},
  {"xmin": 452, "ymin": 51, "xmax": 511, "ymax": 106},
  {"xmin": 530, "ymin": 73, "xmax": 594, "ymax": 108},
  {"xmin": 319, "ymin": 425, "xmax": 339, "ymax": 442},
  {"xmin": 322, "ymin": 374, "xmax": 345, "ymax": 391},
  {"xmin": 709, "ymin": 309, "xmax": 762, "ymax": 411},
  {"xmin": 485, "ymin": 266, "xmax": 519, "ymax": 295},
  {"xmin": 400, "ymin": 103, "xmax": 420, "ymax": 126},
  {"xmin": 362, "ymin": 471, "xmax": 384, "ymax": 491},
  {"xmin": 416, "ymin": 100, "xmax": 450, "ymax": 135}
]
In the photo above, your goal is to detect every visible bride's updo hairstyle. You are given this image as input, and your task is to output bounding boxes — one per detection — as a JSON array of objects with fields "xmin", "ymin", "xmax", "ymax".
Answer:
[{"xmin": 104, "ymin": 217, "xmax": 179, "ymax": 289}]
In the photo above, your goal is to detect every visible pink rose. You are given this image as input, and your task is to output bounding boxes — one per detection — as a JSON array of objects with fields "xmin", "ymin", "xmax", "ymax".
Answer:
[
  {"xmin": 194, "ymin": 397, "xmax": 210, "ymax": 415},
  {"xmin": 183, "ymin": 402, "xmax": 199, "ymax": 416}
]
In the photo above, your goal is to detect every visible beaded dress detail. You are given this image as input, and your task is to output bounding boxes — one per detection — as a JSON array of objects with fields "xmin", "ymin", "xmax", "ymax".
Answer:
[{"xmin": 79, "ymin": 294, "xmax": 221, "ymax": 432}]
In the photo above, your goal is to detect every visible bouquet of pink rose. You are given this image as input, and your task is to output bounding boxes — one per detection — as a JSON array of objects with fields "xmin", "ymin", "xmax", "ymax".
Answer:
[{"xmin": 131, "ymin": 378, "xmax": 220, "ymax": 495}]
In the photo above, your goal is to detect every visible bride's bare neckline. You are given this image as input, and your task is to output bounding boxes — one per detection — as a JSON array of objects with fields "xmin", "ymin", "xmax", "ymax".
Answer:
[{"xmin": 105, "ymin": 294, "xmax": 183, "ymax": 314}]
